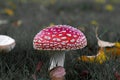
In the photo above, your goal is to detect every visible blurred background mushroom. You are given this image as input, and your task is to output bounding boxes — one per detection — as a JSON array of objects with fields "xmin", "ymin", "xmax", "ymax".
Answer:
[{"xmin": 0, "ymin": 35, "xmax": 15, "ymax": 52}]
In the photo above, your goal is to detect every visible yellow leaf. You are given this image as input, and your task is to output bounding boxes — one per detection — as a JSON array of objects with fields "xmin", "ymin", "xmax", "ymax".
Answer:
[
  {"xmin": 115, "ymin": 42, "xmax": 120, "ymax": 48},
  {"xmin": 105, "ymin": 47, "xmax": 120, "ymax": 57},
  {"xmin": 96, "ymin": 48, "xmax": 108, "ymax": 64},
  {"xmin": 90, "ymin": 20, "xmax": 98, "ymax": 26},
  {"xmin": 78, "ymin": 55, "xmax": 95, "ymax": 62},
  {"xmin": 4, "ymin": 8, "xmax": 14, "ymax": 16},
  {"xmin": 78, "ymin": 48, "xmax": 108, "ymax": 64},
  {"xmin": 105, "ymin": 4, "xmax": 114, "ymax": 12}
]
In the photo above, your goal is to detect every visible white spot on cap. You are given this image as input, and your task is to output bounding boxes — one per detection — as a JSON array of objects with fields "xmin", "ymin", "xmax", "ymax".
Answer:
[
  {"xmin": 70, "ymin": 39, "xmax": 75, "ymax": 42},
  {"xmin": 53, "ymin": 38, "xmax": 56, "ymax": 41},
  {"xmin": 61, "ymin": 42, "xmax": 66, "ymax": 45},
  {"xmin": 61, "ymin": 30, "xmax": 66, "ymax": 32},
  {"xmin": 53, "ymin": 38, "xmax": 61, "ymax": 41},
  {"xmin": 43, "ymin": 44, "xmax": 49, "ymax": 46},
  {"xmin": 50, "ymin": 44, "xmax": 53, "ymax": 46},
  {"xmin": 56, "ymin": 38, "xmax": 61, "ymax": 41},
  {"xmin": 59, "ymin": 34, "xmax": 62, "ymax": 36},
  {"xmin": 76, "ymin": 39, "xmax": 80, "ymax": 43},
  {"xmin": 73, "ymin": 35, "xmax": 77, "ymax": 38},
  {"xmin": 56, "ymin": 48, "xmax": 60, "ymax": 50},
  {"xmin": 73, "ymin": 32, "xmax": 76, "ymax": 34},
  {"xmin": 53, "ymin": 29, "xmax": 56, "ymax": 31},
  {"xmin": 52, "ymin": 35, "xmax": 56, "ymax": 37},
  {"xmin": 44, "ymin": 36, "xmax": 51, "ymax": 40},
  {"xmin": 45, "ymin": 46, "xmax": 50, "ymax": 48},
  {"xmin": 38, "ymin": 40, "xmax": 41, "ymax": 43},
  {"xmin": 50, "ymin": 28, "xmax": 53, "ymax": 31},
  {"xmin": 61, "ymin": 37, "xmax": 67, "ymax": 39},
  {"xmin": 77, "ymin": 32, "xmax": 80, "ymax": 35},
  {"xmin": 54, "ymin": 43, "xmax": 58, "ymax": 46},
  {"xmin": 58, "ymin": 29, "xmax": 61, "ymax": 31},
  {"xmin": 33, "ymin": 40, "xmax": 37, "ymax": 42},
  {"xmin": 58, "ymin": 44, "xmax": 62, "ymax": 47},
  {"xmin": 66, "ymin": 33, "xmax": 71, "ymax": 37},
  {"xmin": 37, "ymin": 44, "xmax": 42, "ymax": 46},
  {"xmin": 47, "ymin": 32, "xmax": 50, "ymax": 35}
]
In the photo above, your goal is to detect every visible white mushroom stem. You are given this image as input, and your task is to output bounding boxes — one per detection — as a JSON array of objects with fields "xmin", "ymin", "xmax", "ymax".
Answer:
[{"xmin": 49, "ymin": 52, "xmax": 65, "ymax": 70}]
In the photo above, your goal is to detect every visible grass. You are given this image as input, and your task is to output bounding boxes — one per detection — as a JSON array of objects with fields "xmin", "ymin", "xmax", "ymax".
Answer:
[{"xmin": 0, "ymin": 0, "xmax": 120, "ymax": 80}]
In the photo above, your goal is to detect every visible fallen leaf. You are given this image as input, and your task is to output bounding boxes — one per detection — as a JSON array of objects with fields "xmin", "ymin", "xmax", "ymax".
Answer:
[
  {"xmin": 104, "ymin": 47, "xmax": 120, "ymax": 57},
  {"xmin": 3, "ymin": 8, "xmax": 14, "ymax": 16},
  {"xmin": 96, "ymin": 48, "xmax": 108, "ymax": 64},
  {"xmin": 95, "ymin": 27, "xmax": 115, "ymax": 47},
  {"xmin": 105, "ymin": 4, "xmax": 114, "ymax": 12},
  {"xmin": 115, "ymin": 42, "xmax": 120, "ymax": 48},
  {"xmin": 78, "ymin": 55, "xmax": 95, "ymax": 63},
  {"xmin": 95, "ymin": 27, "xmax": 120, "ymax": 57},
  {"xmin": 78, "ymin": 26, "xmax": 120, "ymax": 64},
  {"xmin": 97, "ymin": 36, "xmax": 115, "ymax": 47},
  {"xmin": 78, "ymin": 48, "xmax": 108, "ymax": 64}
]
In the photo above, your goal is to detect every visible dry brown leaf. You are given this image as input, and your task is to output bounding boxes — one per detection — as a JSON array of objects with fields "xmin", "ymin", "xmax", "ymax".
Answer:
[
  {"xmin": 95, "ymin": 26, "xmax": 120, "ymax": 48},
  {"xmin": 96, "ymin": 28, "xmax": 120, "ymax": 48},
  {"xmin": 95, "ymin": 27, "xmax": 115, "ymax": 47}
]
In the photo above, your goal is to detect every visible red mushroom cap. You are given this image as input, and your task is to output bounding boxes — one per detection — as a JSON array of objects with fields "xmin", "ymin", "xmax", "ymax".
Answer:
[{"xmin": 33, "ymin": 25, "xmax": 87, "ymax": 50}]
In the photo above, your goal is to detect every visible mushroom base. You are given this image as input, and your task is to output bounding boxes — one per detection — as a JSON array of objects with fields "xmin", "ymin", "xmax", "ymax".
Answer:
[{"xmin": 50, "ymin": 66, "xmax": 66, "ymax": 80}]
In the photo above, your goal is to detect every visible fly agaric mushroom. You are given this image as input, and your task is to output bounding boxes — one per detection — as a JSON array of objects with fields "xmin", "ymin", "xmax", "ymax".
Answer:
[
  {"xmin": 33, "ymin": 25, "xmax": 87, "ymax": 70},
  {"xmin": 0, "ymin": 35, "xmax": 15, "ymax": 52}
]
